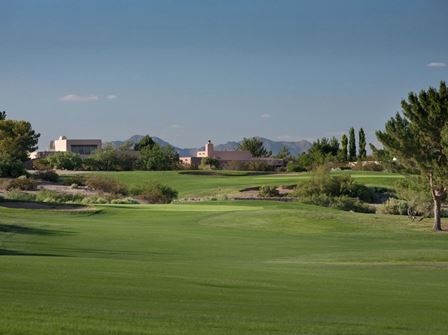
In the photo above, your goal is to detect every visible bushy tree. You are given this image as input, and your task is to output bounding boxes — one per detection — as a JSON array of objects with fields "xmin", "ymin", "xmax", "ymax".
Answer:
[
  {"xmin": 376, "ymin": 81, "xmax": 448, "ymax": 231},
  {"xmin": 275, "ymin": 146, "xmax": 292, "ymax": 160},
  {"xmin": 0, "ymin": 116, "xmax": 40, "ymax": 177},
  {"xmin": 238, "ymin": 137, "xmax": 271, "ymax": 157},
  {"xmin": 134, "ymin": 135, "xmax": 155, "ymax": 151},
  {"xmin": 358, "ymin": 128, "xmax": 367, "ymax": 160},
  {"xmin": 349, "ymin": 127, "xmax": 356, "ymax": 161},
  {"xmin": 200, "ymin": 157, "xmax": 220, "ymax": 170},
  {"xmin": 84, "ymin": 145, "xmax": 138, "ymax": 171},
  {"xmin": 138, "ymin": 144, "xmax": 179, "ymax": 170},
  {"xmin": 45, "ymin": 152, "xmax": 83, "ymax": 170}
]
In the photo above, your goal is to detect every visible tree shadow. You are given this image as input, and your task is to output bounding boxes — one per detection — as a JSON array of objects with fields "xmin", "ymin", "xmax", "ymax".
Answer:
[
  {"xmin": 0, "ymin": 223, "xmax": 71, "ymax": 236},
  {"xmin": 0, "ymin": 248, "xmax": 64, "ymax": 257}
]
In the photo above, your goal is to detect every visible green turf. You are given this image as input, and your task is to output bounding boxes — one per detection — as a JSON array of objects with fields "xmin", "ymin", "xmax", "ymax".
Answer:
[
  {"xmin": 79, "ymin": 170, "xmax": 404, "ymax": 198},
  {"xmin": 1, "ymin": 201, "xmax": 447, "ymax": 334}
]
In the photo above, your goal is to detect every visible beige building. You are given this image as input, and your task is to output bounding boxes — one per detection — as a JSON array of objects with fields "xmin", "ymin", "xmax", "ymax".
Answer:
[
  {"xmin": 180, "ymin": 140, "xmax": 284, "ymax": 169},
  {"xmin": 30, "ymin": 136, "xmax": 102, "ymax": 159},
  {"xmin": 50, "ymin": 136, "xmax": 102, "ymax": 155}
]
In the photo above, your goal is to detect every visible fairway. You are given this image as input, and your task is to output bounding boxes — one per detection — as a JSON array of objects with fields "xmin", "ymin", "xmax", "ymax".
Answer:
[
  {"xmin": 1, "ymin": 201, "xmax": 448, "ymax": 334},
  {"xmin": 81, "ymin": 170, "xmax": 404, "ymax": 198}
]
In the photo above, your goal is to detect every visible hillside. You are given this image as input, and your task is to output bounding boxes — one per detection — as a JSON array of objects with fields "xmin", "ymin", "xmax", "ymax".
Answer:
[{"xmin": 108, "ymin": 136, "xmax": 312, "ymax": 156}]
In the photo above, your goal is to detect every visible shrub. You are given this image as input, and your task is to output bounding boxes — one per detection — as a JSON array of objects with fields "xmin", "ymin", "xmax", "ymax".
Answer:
[
  {"xmin": 62, "ymin": 175, "xmax": 86, "ymax": 186},
  {"xmin": 0, "ymin": 155, "xmax": 26, "ymax": 178},
  {"xmin": 199, "ymin": 157, "xmax": 220, "ymax": 170},
  {"xmin": 110, "ymin": 197, "xmax": 139, "ymax": 204},
  {"xmin": 85, "ymin": 175, "xmax": 128, "ymax": 195},
  {"xmin": 286, "ymin": 161, "xmax": 307, "ymax": 172},
  {"xmin": 32, "ymin": 170, "xmax": 59, "ymax": 182},
  {"xmin": 132, "ymin": 183, "xmax": 178, "ymax": 204},
  {"xmin": 4, "ymin": 189, "xmax": 37, "ymax": 202},
  {"xmin": 32, "ymin": 158, "xmax": 51, "ymax": 171},
  {"xmin": 6, "ymin": 177, "xmax": 38, "ymax": 191},
  {"xmin": 379, "ymin": 198, "xmax": 409, "ymax": 216},
  {"xmin": 300, "ymin": 194, "xmax": 375, "ymax": 213},
  {"xmin": 258, "ymin": 185, "xmax": 280, "ymax": 197},
  {"xmin": 35, "ymin": 189, "xmax": 85, "ymax": 204}
]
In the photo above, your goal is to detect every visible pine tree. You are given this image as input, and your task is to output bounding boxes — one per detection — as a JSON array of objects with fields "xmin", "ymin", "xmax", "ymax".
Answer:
[
  {"xmin": 340, "ymin": 134, "xmax": 348, "ymax": 162},
  {"xmin": 358, "ymin": 128, "xmax": 367, "ymax": 160},
  {"xmin": 348, "ymin": 127, "xmax": 356, "ymax": 161},
  {"xmin": 376, "ymin": 81, "xmax": 448, "ymax": 231}
]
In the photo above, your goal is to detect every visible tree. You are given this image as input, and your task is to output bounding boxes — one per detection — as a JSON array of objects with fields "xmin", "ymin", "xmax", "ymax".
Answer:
[
  {"xmin": 375, "ymin": 81, "xmax": 448, "ymax": 231},
  {"xmin": 348, "ymin": 127, "xmax": 356, "ymax": 161},
  {"xmin": 200, "ymin": 157, "xmax": 220, "ymax": 170},
  {"xmin": 45, "ymin": 152, "xmax": 82, "ymax": 170},
  {"xmin": 238, "ymin": 137, "xmax": 271, "ymax": 157},
  {"xmin": 275, "ymin": 146, "xmax": 291, "ymax": 160},
  {"xmin": 138, "ymin": 144, "xmax": 179, "ymax": 170},
  {"xmin": 358, "ymin": 128, "xmax": 367, "ymax": 160},
  {"xmin": 0, "ymin": 118, "xmax": 40, "ymax": 177},
  {"xmin": 340, "ymin": 134, "xmax": 348, "ymax": 162},
  {"xmin": 135, "ymin": 135, "xmax": 155, "ymax": 151},
  {"xmin": 0, "ymin": 111, "xmax": 6, "ymax": 120}
]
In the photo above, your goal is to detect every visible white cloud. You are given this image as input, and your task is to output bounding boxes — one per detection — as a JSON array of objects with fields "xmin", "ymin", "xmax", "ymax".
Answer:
[
  {"xmin": 260, "ymin": 113, "xmax": 271, "ymax": 119},
  {"xmin": 106, "ymin": 95, "xmax": 117, "ymax": 100},
  {"xmin": 427, "ymin": 62, "xmax": 446, "ymax": 68},
  {"xmin": 170, "ymin": 124, "xmax": 183, "ymax": 129},
  {"xmin": 59, "ymin": 94, "xmax": 99, "ymax": 102}
]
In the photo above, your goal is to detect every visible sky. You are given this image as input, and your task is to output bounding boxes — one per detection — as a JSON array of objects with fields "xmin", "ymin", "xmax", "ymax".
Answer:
[{"xmin": 1, "ymin": 0, "xmax": 447, "ymax": 150}]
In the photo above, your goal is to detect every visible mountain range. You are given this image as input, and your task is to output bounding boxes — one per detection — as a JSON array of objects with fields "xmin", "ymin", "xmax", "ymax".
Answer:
[{"xmin": 108, "ymin": 136, "xmax": 312, "ymax": 157}]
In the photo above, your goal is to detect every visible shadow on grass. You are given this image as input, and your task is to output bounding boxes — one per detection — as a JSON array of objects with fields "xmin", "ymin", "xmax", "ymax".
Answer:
[
  {"xmin": 0, "ymin": 224, "xmax": 68, "ymax": 236},
  {"xmin": 0, "ymin": 248, "xmax": 64, "ymax": 257}
]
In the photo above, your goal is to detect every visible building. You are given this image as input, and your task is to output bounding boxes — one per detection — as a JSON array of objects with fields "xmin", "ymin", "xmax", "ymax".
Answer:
[
  {"xmin": 50, "ymin": 136, "xmax": 102, "ymax": 155},
  {"xmin": 30, "ymin": 136, "xmax": 102, "ymax": 159},
  {"xmin": 180, "ymin": 140, "xmax": 284, "ymax": 169}
]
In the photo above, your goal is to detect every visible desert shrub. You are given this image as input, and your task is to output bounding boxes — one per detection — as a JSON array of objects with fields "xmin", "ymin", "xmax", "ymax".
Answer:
[
  {"xmin": 110, "ymin": 197, "xmax": 139, "ymax": 204},
  {"xmin": 4, "ymin": 189, "xmax": 37, "ymax": 202},
  {"xmin": 393, "ymin": 177, "xmax": 433, "ymax": 219},
  {"xmin": 132, "ymin": 183, "xmax": 178, "ymax": 204},
  {"xmin": 245, "ymin": 161, "xmax": 276, "ymax": 172},
  {"xmin": 199, "ymin": 157, "xmax": 220, "ymax": 170},
  {"xmin": 258, "ymin": 185, "xmax": 280, "ymax": 197},
  {"xmin": 351, "ymin": 161, "xmax": 385, "ymax": 172},
  {"xmin": 0, "ymin": 154, "xmax": 26, "ymax": 178},
  {"xmin": 35, "ymin": 189, "xmax": 85, "ymax": 203},
  {"xmin": 379, "ymin": 198, "xmax": 409, "ymax": 216},
  {"xmin": 45, "ymin": 152, "xmax": 83, "ymax": 170},
  {"xmin": 85, "ymin": 175, "xmax": 128, "ymax": 195},
  {"xmin": 6, "ymin": 177, "xmax": 37, "ymax": 191},
  {"xmin": 32, "ymin": 170, "xmax": 59, "ymax": 182},
  {"xmin": 294, "ymin": 169, "xmax": 375, "ymax": 202},
  {"xmin": 32, "ymin": 158, "xmax": 51, "ymax": 170},
  {"xmin": 286, "ymin": 161, "xmax": 307, "ymax": 172},
  {"xmin": 81, "ymin": 195, "xmax": 110, "ymax": 204},
  {"xmin": 300, "ymin": 194, "xmax": 375, "ymax": 213},
  {"xmin": 62, "ymin": 175, "xmax": 86, "ymax": 186}
]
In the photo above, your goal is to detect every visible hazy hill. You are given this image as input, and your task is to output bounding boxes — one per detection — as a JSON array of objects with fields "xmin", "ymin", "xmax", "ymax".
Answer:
[{"xmin": 107, "ymin": 136, "xmax": 312, "ymax": 157}]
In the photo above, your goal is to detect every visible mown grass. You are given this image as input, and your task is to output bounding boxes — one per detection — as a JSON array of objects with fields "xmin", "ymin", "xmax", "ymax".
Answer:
[
  {"xmin": 1, "ymin": 201, "xmax": 447, "ymax": 334},
  {"xmin": 73, "ymin": 170, "xmax": 404, "ymax": 198}
]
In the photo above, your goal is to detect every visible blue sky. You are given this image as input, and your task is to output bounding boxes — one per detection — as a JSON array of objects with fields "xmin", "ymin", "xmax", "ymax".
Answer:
[{"xmin": 1, "ymin": 0, "xmax": 447, "ymax": 149}]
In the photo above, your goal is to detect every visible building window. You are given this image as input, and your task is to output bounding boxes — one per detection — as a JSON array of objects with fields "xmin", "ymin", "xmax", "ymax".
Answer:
[{"xmin": 70, "ymin": 145, "xmax": 98, "ymax": 155}]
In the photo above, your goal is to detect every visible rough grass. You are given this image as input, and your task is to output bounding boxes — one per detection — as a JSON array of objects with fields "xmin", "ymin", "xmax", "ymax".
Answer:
[
  {"xmin": 1, "ymin": 201, "xmax": 447, "ymax": 334},
  {"xmin": 65, "ymin": 170, "xmax": 403, "ymax": 198}
]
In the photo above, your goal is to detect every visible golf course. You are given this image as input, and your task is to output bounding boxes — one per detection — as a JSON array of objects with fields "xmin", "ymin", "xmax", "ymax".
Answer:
[{"xmin": 1, "ymin": 171, "xmax": 447, "ymax": 334}]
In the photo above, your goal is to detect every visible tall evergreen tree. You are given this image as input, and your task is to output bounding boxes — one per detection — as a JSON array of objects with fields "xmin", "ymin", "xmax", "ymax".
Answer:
[
  {"xmin": 358, "ymin": 128, "xmax": 367, "ymax": 160},
  {"xmin": 348, "ymin": 127, "xmax": 356, "ymax": 161},
  {"xmin": 238, "ymin": 137, "xmax": 271, "ymax": 157},
  {"xmin": 340, "ymin": 134, "xmax": 348, "ymax": 162},
  {"xmin": 376, "ymin": 81, "xmax": 448, "ymax": 231}
]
